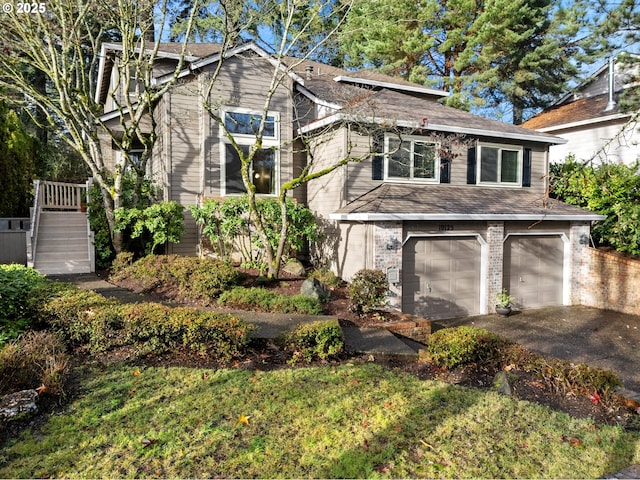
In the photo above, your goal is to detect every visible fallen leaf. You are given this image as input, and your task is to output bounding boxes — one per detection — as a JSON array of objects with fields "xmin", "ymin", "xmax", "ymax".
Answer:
[
  {"xmin": 374, "ymin": 464, "xmax": 391, "ymax": 473},
  {"xmin": 133, "ymin": 369, "xmax": 141, "ymax": 376},
  {"xmin": 570, "ymin": 437, "xmax": 583, "ymax": 448},
  {"xmin": 35, "ymin": 384, "xmax": 48, "ymax": 395},
  {"xmin": 237, "ymin": 414, "xmax": 250, "ymax": 425}
]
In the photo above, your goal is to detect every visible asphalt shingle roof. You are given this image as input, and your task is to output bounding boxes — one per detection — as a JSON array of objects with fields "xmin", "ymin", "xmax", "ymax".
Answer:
[
  {"xmin": 331, "ymin": 183, "xmax": 604, "ymax": 221},
  {"xmin": 521, "ymin": 93, "xmax": 625, "ymax": 130}
]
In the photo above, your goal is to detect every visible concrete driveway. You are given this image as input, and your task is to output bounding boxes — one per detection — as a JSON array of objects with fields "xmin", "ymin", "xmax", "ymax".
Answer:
[{"xmin": 435, "ymin": 306, "xmax": 640, "ymax": 399}]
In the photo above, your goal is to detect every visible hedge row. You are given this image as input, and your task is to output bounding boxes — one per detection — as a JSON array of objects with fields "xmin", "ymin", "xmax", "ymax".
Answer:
[{"xmin": 41, "ymin": 289, "xmax": 253, "ymax": 361}]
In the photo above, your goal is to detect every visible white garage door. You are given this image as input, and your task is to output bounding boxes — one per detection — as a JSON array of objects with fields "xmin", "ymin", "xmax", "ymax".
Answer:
[
  {"xmin": 403, "ymin": 237, "xmax": 481, "ymax": 320},
  {"xmin": 503, "ymin": 235, "xmax": 564, "ymax": 309}
]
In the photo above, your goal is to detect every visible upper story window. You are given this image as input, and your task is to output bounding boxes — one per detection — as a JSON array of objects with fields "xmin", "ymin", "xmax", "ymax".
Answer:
[
  {"xmin": 478, "ymin": 143, "xmax": 522, "ymax": 185},
  {"xmin": 221, "ymin": 108, "xmax": 279, "ymax": 196},
  {"xmin": 225, "ymin": 111, "xmax": 276, "ymax": 138},
  {"xmin": 384, "ymin": 135, "xmax": 439, "ymax": 182}
]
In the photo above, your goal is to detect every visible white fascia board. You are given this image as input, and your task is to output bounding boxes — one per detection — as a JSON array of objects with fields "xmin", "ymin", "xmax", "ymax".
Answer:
[
  {"xmin": 333, "ymin": 75, "xmax": 449, "ymax": 98},
  {"xmin": 421, "ymin": 122, "xmax": 568, "ymax": 145},
  {"xmin": 535, "ymin": 113, "xmax": 631, "ymax": 133},
  {"xmin": 101, "ymin": 42, "xmax": 200, "ymax": 62},
  {"xmin": 299, "ymin": 113, "xmax": 567, "ymax": 145},
  {"xmin": 295, "ymin": 84, "xmax": 342, "ymax": 111},
  {"xmin": 99, "ymin": 106, "xmax": 134, "ymax": 123},
  {"xmin": 164, "ymin": 43, "xmax": 305, "ymax": 86},
  {"xmin": 329, "ymin": 212, "xmax": 606, "ymax": 221},
  {"xmin": 94, "ymin": 43, "xmax": 109, "ymax": 104}
]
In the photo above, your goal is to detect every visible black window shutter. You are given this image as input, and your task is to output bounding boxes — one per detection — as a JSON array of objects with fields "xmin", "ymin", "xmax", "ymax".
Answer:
[
  {"xmin": 466, "ymin": 147, "xmax": 477, "ymax": 184},
  {"xmin": 372, "ymin": 133, "xmax": 384, "ymax": 180},
  {"xmin": 372, "ymin": 155, "xmax": 383, "ymax": 180},
  {"xmin": 440, "ymin": 146, "xmax": 451, "ymax": 183},
  {"xmin": 522, "ymin": 148, "xmax": 532, "ymax": 187}
]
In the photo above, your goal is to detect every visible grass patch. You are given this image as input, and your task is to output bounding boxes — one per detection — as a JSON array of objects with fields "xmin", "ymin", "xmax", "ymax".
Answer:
[{"xmin": 1, "ymin": 363, "xmax": 638, "ymax": 478}]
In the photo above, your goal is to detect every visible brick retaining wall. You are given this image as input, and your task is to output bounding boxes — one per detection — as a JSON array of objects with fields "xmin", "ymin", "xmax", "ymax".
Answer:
[{"xmin": 581, "ymin": 247, "xmax": 640, "ymax": 316}]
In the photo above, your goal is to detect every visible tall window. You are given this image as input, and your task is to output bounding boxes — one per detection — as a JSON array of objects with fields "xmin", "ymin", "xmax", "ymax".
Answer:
[
  {"xmin": 221, "ymin": 108, "xmax": 279, "ymax": 195},
  {"xmin": 385, "ymin": 135, "xmax": 439, "ymax": 182},
  {"xmin": 478, "ymin": 144, "xmax": 521, "ymax": 185}
]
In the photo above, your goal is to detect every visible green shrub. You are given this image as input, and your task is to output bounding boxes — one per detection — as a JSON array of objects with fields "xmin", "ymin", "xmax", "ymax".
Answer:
[
  {"xmin": 189, "ymin": 195, "xmax": 318, "ymax": 270},
  {"xmin": 40, "ymin": 289, "xmax": 124, "ymax": 353},
  {"xmin": 348, "ymin": 269, "xmax": 388, "ymax": 315},
  {"xmin": 308, "ymin": 268, "xmax": 343, "ymax": 289},
  {"xmin": 110, "ymin": 251, "xmax": 135, "ymax": 276},
  {"xmin": 110, "ymin": 254, "xmax": 242, "ymax": 301},
  {"xmin": 0, "ymin": 331, "xmax": 70, "ymax": 396},
  {"xmin": 0, "ymin": 265, "xmax": 47, "ymax": 345},
  {"xmin": 280, "ymin": 320, "xmax": 344, "ymax": 363},
  {"xmin": 121, "ymin": 303, "xmax": 252, "ymax": 360},
  {"xmin": 427, "ymin": 326, "xmax": 507, "ymax": 369},
  {"xmin": 115, "ymin": 201, "xmax": 185, "ymax": 255},
  {"xmin": 168, "ymin": 256, "xmax": 243, "ymax": 301},
  {"xmin": 218, "ymin": 287, "xmax": 323, "ymax": 315}
]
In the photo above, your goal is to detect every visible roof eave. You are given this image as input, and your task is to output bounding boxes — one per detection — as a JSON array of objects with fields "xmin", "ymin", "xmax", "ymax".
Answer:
[
  {"xmin": 333, "ymin": 75, "xmax": 450, "ymax": 98},
  {"xmin": 329, "ymin": 212, "xmax": 605, "ymax": 222},
  {"xmin": 534, "ymin": 112, "xmax": 632, "ymax": 133},
  {"xmin": 299, "ymin": 113, "xmax": 567, "ymax": 145},
  {"xmin": 160, "ymin": 42, "xmax": 305, "ymax": 86}
]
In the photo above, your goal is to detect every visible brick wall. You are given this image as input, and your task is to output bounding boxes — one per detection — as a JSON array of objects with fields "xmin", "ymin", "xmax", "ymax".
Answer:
[
  {"xmin": 487, "ymin": 222, "xmax": 504, "ymax": 313},
  {"xmin": 581, "ymin": 247, "xmax": 640, "ymax": 316},
  {"xmin": 373, "ymin": 221, "xmax": 403, "ymax": 310}
]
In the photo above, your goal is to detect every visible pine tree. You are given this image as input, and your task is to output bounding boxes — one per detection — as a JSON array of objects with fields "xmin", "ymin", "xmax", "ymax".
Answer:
[{"xmin": 338, "ymin": 0, "xmax": 605, "ymax": 122}]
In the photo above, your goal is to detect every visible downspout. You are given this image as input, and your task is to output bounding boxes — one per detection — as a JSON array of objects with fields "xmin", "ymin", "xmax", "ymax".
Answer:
[{"xmin": 604, "ymin": 57, "xmax": 617, "ymax": 112}]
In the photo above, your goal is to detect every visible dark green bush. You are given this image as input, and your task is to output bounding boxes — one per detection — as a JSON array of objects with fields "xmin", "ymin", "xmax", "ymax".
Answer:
[
  {"xmin": 121, "ymin": 303, "xmax": 252, "ymax": 360},
  {"xmin": 0, "ymin": 265, "xmax": 48, "ymax": 345},
  {"xmin": 218, "ymin": 287, "xmax": 323, "ymax": 315},
  {"xmin": 40, "ymin": 289, "xmax": 124, "ymax": 353},
  {"xmin": 0, "ymin": 331, "xmax": 70, "ymax": 396},
  {"xmin": 280, "ymin": 320, "xmax": 344, "ymax": 363},
  {"xmin": 427, "ymin": 326, "xmax": 507, "ymax": 369},
  {"xmin": 348, "ymin": 269, "xmax": 388, "ymax": 315}
]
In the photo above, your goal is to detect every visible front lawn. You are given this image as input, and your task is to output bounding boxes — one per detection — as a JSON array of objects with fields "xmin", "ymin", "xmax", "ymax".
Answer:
[{"xmin": 1, "ymin": 362, "xmax": 638, "ymax": 478}]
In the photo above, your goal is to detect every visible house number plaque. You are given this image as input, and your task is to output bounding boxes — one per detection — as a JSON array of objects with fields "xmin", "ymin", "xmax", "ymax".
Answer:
[{"xmin": 438, "ymin": 224, "xmax": 454, "ymax": 231}]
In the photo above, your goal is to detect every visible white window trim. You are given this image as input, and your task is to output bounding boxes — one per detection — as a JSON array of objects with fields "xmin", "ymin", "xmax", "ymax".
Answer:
[
  {"xmin": 477, "ymin": 142, "xmax": 523, "ymax": 187},
  {"xmin": 219, "ymin": 107, "xmax": 280, "ymax": 196},
  {"xmin": 383, "ymin": 134, "xmax": 440, "ymax": 183}
]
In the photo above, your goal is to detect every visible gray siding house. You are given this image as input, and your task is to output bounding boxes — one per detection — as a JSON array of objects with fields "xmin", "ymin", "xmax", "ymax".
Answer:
[{"xmin": 96, "ymin": 42, "xmax": 603, "ymax": 320}]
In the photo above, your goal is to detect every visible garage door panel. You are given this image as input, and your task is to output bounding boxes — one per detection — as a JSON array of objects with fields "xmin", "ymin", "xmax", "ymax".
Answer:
[
  {"xmin": 504, "ymin": 235, "xmax": 563, "ymax": 309},
  {"xmin": 403, "ymin": 237, "xmax": 481, "ymax": 320}
]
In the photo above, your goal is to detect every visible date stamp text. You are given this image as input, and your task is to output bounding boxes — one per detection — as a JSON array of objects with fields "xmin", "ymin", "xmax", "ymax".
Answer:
[{"xmin": 3, "ymin": 3, "xmax": 47, "ymax": 14}]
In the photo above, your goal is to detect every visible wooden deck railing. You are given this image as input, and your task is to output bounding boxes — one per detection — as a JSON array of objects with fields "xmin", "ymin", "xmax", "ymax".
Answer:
[{"xmin": 38, "ymin": 181, "xmax": 87, "ymax": 210}]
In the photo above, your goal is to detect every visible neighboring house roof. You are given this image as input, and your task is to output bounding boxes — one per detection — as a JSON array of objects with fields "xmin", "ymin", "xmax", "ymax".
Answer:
[
  {"xmin": 521, "ymin": 93, "xmax": 629, "ymax": 132},
  {"xmin": 329, "ymin": 183, "xmax": 604, "ymax": 221}
]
